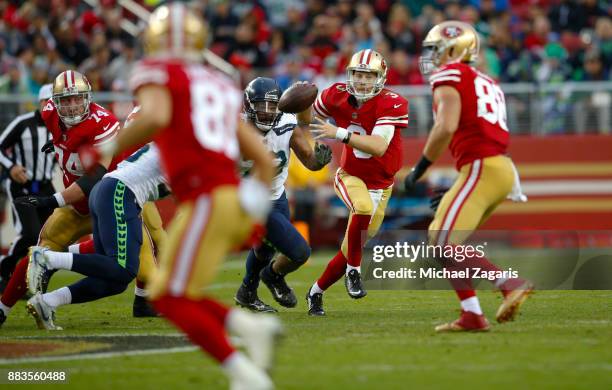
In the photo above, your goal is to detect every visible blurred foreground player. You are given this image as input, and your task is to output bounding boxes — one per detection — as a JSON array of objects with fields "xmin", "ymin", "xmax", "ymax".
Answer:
[
  {"xmin": 404, "ymin": 21, "xmax": 532, "ymax": 332},
  {"xmin": 235, "ymin": 77, "xmax": 332, "ymax": 312},
  {"xmin": 82, "ymin": 4, "xmax": 280, "ymax": 389},
  {"xmin": 305, "ymin": 49, "xmax": 409, "ymax": 315}
]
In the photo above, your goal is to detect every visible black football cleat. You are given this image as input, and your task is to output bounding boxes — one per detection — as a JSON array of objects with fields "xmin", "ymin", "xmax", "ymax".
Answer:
[
  {"xmin": 0, "ymin": 276, "xmax": 8, "ymax": 294},
  {"xmin": 306, "ymin": 291, "xmax": 325, "ymax": 316},
  {"xmin": 260, "ymin": 266, "xmax": 297, "ymax": 308},
  {"xmin": 0, "ymin": 308, "xmax": 6, "ymax": 328},
  {"xmin": 133, "ymin": 295, "xmax": 161, "ymax": 318},
  {"xmin": 234, "ymin": 284, "xmax": 277, "ymax": 313},
  {"xmin": 40, "ymin": 269, "xmax": 56, "ymax": 294},
  {"xmin": 345, "ymin": 269, "xmax": 367, "ymax": 299}
]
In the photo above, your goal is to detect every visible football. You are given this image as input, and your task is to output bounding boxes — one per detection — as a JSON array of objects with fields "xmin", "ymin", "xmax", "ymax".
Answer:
[{"xmin": 278, "ymin": 82, "xmax": 318, "ymax": 113}]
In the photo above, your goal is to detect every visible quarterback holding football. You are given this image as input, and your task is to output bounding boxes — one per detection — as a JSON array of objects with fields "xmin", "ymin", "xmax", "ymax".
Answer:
[{"xmin": 305, "ymin": 49, "xmax": 409, "ymax": 315}]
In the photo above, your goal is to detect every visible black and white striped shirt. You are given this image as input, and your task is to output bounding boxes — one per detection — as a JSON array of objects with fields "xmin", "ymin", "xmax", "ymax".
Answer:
[{"xmin": 0, "ymin": 110, "xmax": 55, "ymax": 182}]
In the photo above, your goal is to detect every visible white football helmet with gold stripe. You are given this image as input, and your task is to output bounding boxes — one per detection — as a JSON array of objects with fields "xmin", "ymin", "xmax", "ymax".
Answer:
[
  {"xmin": 52, "ymin": 70, "xmax": 92, "ymax": 126},
  {"xmin": 346, "ymin": 49, "xmax": 388, "ymax": 101}
]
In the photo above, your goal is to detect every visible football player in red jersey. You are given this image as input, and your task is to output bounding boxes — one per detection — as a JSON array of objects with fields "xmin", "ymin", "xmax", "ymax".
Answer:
[
  {"xmin": 81, "ymin": 4, "xmax": 279, "ymax": 389},
  {"xmin": 303, "ymin": 49, "xmax": 409, "ymax": 315},
  {"xmin": 404, "ymin": 21, "xmax": 532, "ymax": 332},
  {"xmin": 0, "ymin": 71, "xmax": 157, "ymax": 328}
]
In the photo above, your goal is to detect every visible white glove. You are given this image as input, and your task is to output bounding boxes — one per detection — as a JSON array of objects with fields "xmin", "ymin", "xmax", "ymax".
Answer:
[
  {"xmin": 238, "ymin": 177, "xmax": 271, "ymax": 223},
  {"xmin": 507, "ymin": 159, "xmax": 528, "ymax": 202}
]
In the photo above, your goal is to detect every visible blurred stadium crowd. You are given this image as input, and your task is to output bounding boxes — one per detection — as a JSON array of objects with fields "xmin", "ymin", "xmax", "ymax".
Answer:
[{"xmin": 0, "ymin": 0, "xmax": 610, "ymax": 96}]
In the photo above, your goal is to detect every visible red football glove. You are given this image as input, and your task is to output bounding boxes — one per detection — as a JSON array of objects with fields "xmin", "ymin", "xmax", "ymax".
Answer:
[{"xmin": 78, "ymin": 145, "xmax": 103, "ymax": 174}]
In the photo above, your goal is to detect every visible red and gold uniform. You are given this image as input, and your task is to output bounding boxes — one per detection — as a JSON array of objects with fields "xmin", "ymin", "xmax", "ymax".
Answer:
[
  {"xmin": 428, "ymin": 63, "xmax": 515, "ymax": 245},
  {"xmin": 39, "ymin": 100, "xmax": 124, "ymax": 250},
  {"xmin": 42, "ymin": 100, "xmax": 123, "ymax": 215},
  {"xmin": 314, "ymin": 82, "xmax": 408, "ymax": 189},
  {"xmin": 129, "ymin": 59, "xmax": 253, "ymax": 299},
  {"xmin": 313, "ymin": 82, "xmax": 408, "ymax": 254}
]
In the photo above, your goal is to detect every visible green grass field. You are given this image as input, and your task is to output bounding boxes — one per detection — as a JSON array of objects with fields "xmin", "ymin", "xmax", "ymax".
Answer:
[{"xmin": 1, "ymin": 251, "xmax": 611, "ymax": 389}]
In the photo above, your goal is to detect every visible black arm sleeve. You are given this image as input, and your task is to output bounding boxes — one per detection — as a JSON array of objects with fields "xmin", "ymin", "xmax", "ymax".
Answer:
[
  {"xmin": 75, "ymin": 164, "xmax": 107, "ymax": 196},
  {"xmin": 157, "ymin": 183, "xmax": 171, "ymax": 199}
]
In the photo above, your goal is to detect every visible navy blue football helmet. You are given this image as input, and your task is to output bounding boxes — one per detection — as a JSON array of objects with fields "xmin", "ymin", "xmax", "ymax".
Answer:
[{"xmin": 244, "ymin": 77, "xmax": 282, "ymax": 132}]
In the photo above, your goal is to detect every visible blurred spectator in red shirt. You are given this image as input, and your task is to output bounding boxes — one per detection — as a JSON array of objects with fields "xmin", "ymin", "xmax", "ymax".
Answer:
[
  {"xmin": 306, "ymin": 15, "xmax": 339, "ymax": 61},
  {"xmin": 524, "ymin": 15, "xmax": 552, "ymax": 51},
  {"xmin": 386, "ymin": 50, "xmax": 423, "ymax": 86}
]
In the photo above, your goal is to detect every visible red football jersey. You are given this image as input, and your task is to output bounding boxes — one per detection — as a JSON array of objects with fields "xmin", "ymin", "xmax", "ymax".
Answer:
[
  {"xmin": 429, "ymin": 63, "xmax": 509, "ymax": 169},
  {"xmin": 42, "ymin": 100, "xmax": 126, "ymax": 214},
  {"xmin": 313, "ymin": 83, "xmax": 409, "ymax": 189},
  {"xmin": 129, "ymin": 59, "xmax": 242, "ymax": 202}
]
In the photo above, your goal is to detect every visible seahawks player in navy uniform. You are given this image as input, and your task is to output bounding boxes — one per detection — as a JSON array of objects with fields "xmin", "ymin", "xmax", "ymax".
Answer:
[{"xmin": 235, "ymin": 77, "xmax": 332, "ymax": 312}]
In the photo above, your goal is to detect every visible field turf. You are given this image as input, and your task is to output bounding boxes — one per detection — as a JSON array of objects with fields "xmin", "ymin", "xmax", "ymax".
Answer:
[{"xmin": 1, "ymin": 251, "xmax": 611, "ymax": 389}]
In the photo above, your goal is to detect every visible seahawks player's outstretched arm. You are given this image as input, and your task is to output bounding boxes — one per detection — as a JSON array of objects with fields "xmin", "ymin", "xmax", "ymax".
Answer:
[
  {"xmin": 290, "ymin": 126, "xmax": 332, "ymax": 171},
  {"xmin": 14, "ymin": 154, "xmax": 112, "ymax": 209}
]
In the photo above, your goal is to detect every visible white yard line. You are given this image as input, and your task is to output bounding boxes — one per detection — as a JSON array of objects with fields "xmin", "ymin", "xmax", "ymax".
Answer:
[{"xmin": 0, "ymin": 346, "xmax": 198, "ymax": 365}]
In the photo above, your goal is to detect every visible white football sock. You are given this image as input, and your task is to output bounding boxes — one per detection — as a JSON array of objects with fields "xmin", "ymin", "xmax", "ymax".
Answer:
[
  {"xmin": 46, "ymin": 251, "xmax": 73, "ymax": 270},
  {"xmin": 346, "ymin": 264, "xmax": 360, "ymax": 275},
  {"xmin": 460, "ymin": 296, "xmax": 483, "ymax": 315},
  {"xmin": 226, "ymin": 309, "xmax": 257, "ymax": 335},
  {"xmin": 42, "ymin": 287, "xmax": 72, "ymax": 308},
  {"xmin": 309, "ymin": 282, "xmax": 324, "ymax": 295},
  {"xmin": 494, "ymin": 277, "xmax": 509, "ymax": 288},
  {"xmin": 223, "ymin": 352, "xmax": 271, "ymax": 389},
  {"xmin": 0, "ymin": 301, "xmax": 12, "ymax": 315},
  {"xmin": 67, "ymin": 243, "xmax": 81, "ymax": 254},
  {"xmin": 134, "ymin": 286, "xmax": 148, "ymax": 297}
]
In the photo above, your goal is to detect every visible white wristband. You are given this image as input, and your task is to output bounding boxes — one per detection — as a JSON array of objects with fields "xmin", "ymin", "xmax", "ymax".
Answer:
[
  {"xmin": 54, "ymin": 192, "xmax": 66, "ymax": 207},
  {"xmin": 335, "ymin": 127, "xmax": 348, "ymax": 142}
]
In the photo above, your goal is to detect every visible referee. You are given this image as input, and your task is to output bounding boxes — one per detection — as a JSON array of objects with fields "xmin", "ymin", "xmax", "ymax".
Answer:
[{"xmin": 0, "ymin": 84, "xmax": 56, "ymax": 287}]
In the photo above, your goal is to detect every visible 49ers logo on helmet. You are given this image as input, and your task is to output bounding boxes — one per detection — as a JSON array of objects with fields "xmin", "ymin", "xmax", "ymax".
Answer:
[{"xmin": 442, "ymin": 26, "xmax": 462, "ymax": 38}]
